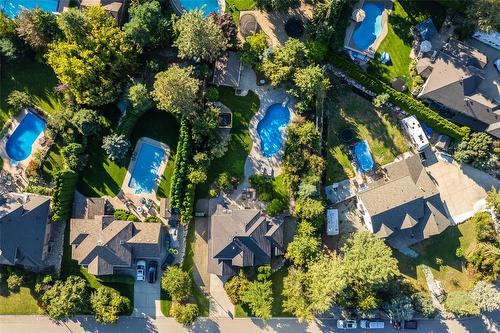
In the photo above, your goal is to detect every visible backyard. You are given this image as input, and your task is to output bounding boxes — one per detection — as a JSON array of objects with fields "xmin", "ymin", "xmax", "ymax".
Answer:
[
  {"xmin": 325, "ymin": 89, "xmax": 408, "ymax": 183},
  {"xmin": 225, "ymin": 0, "xmax": 255, "ymax": 23}
]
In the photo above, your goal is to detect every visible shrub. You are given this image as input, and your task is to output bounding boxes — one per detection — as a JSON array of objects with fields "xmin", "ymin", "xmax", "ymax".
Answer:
[
  {"xmin": 170, "ymin": 303, "xmax": 199, "ymax": 325},
  {"xmin": 205, "ymin": 86, "xmax": 219, "ymax": 102},
  {"xmin": 454, "ymin": 132, "xmax": 495, "ymax": 169},
  {"xmin": 224, "ymin": 271, "xmax": 249, "ymax": 304},
  {"xmin": 384, "ymin": 295, "xmax": 414, "ymax": 323},
  {"xmin": 113, "ymin": 209, "xmax": 138, "ymax": 222},
  {"xmin": 469, "ymin": 281, "xmax": 500, "ymax": 312},
  {"xmin": 51, "ymin": 170, "xmax": 78, "ymax": 222},
  {"xmin": 61, "ymin": 142, "xmax": 87, "ymax": 170},
  {"xmin": 180, "ymin": 182, "xmax": 195, "ymax": 225},
  {"xmin": 411, "ymin": 292, "xmax": 436, "ymax": 318},
  {"xmin": 102, "ymin": 134, "xmax": 130, "ymax": 162},
  {"xmin": 216, "ymin": 171, "xmax": 232, "ymax": 191},
  {"xmin": 472, "ymin": 212, "xmax": 497, "ymax": 243},
  {"xmin": 466, "ymin": 243, "xmax": 500, "ymax": 281},
  {"xmin": 486, "ymin": 187, "xmax": 500, "ymax": 217},
  {"xmin": 266, "ymin": 198, "xmax": 286, "ymax": 216},
  {"xmin": 240, "ymin": 32, "xmax": 268, "ymax": 68},
  {"xmin": 6, "ymin": 90, "xmax": 31, "ymax": 111},
  {"xmin": 169, "ymin": 121, "xmax": 191, "ymax": 209},
  {"xmin": 257, "ymin": 265, "xmax": 272, "ymax": 282},
  {"xmin": 144, "ymin": 215, "xmax": 161, "ymax": 223},
  {"xmin": 444, "ymin": 291, "xmax": 480, "ymax": 316},
  {"xmin": 90, "ymin": 287, "xmax": 130, "ymax": 323},
  {"xmin": 161, "ymin": 266, "xmax": 191, "ymax": 302},
  {"xmin": 6, "ymin": 273, "xmax": 22, "ymax": 292}
]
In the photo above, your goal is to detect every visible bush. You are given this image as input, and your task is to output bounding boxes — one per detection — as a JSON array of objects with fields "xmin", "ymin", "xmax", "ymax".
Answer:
[
  {"xmin": 113, "ymin": 208, "xmax": 138, "ymax": 222},
  {"xmin": 240, "ymin": 32, "xmax": 268, "ymax": 68},
  {"xmin": 328, "ymin": 53, "xmax": 470, "ymax": 140},
  {"xmin": 51, "ymin": 170, "xmax": 78, "ymax": 222},
  {"xmin": 180, "ymin": 182, "xmax": 195, "ymax": 225},
  {"xmin": 454, "ymin": 132, "xmax": 495, "ymax": 169},
  {"xmin": 170, "ymin": 303, "xmax": 199, "ymax": 325},
  {"xmin": 102, "ymin": 134, "xmax": 130, "ymax": 162},
  {"xmin": 144, "ymin": 215, "xmax": 161, "ymax": 223},
  {"xmin": 466, "ymin": 242, "xmax": 500, "ymax": 281},
  {"xmin": 169, "ymin": 121, "xmax": 191, "ymax": 209},
  {"xmin": 257, "ymin": 265, "xmax": 272, "ymax": 282},
  {"xmin": 411, "ymin": 292, "xmax": 436, "ymax": 318},
  {"xmin": 90, "ymin": 287, "xmax": 130, "ymax": 323},
  {"xmin": 216, "ymin": 171, "xmax": 232, "ymax": 191},
  {"xmin": 224, "ymin": 271, "xmax": 249, "ymax": 304},
  {"xmin": 444, "ymin": 291, "xmax": 480, "ymax": 316},
  {"xmin": 205, "ymin": 86, "xmax": 219, "ymax": 102},
  {"xmin": 6, "ymin": 273, "xmax": 23, "ymax": 292},
  {"xmin": 472, "ymin": 212, "xmax": 497, "ymax": 243},
  {"xmin": 266, "ymin": 198, "xmax": 286, "ymax": 216},
  {"xmin": 161, "ymin": 266, "xmax": 192, "ymax": 302},
  {"xmin": 469, "ymin": 281, "xmax": 500, "ymax": 312},
  {"xmin": 61, "ymin": 142, "xmax": 87, "ymax": 170}
]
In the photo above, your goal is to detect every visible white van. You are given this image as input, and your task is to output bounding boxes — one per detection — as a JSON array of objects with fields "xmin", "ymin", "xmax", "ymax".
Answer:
[{"xmin": 360, "ymin": 320, "xmax": 385, "ymax": 329}]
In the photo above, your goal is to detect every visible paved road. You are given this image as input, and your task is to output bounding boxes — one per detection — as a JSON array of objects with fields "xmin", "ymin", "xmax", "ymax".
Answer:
[{"xmin": 1, "ymin": 313, "xmax": 498, "ymax": 333}]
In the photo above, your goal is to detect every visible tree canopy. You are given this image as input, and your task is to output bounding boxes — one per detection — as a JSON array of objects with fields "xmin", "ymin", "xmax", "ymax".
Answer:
[
  {"xmin": 15, "ymin": 8, "xmax": 59, "ymax": 51},
  {"xmin": 466, "ymin": 0, "xmax": 500, "ymax": 32},
  {"xmin": 284, "ymin": 221, "xmax": 320, "ymax": 266},
  {"xmin": 124, "ymin": 0, "xmax": 168, "ymax": 49},
  {"xmin": 161, "ymin": 266, "xmax": 192, "ymax": 302},
  {"xmin": 41, "ymin": 275, "xmax": 88, "ymax": 320},
  {"xmin": 261, "ymin": 39, "xmax": 309, "ymax": 86},
  {"xmin": 90, "ymin": 287, "xmax": 130, "ymax": 324},
  {"xmin": 242, "ymin": 280, "xmax": 273, "ymax": 321}
]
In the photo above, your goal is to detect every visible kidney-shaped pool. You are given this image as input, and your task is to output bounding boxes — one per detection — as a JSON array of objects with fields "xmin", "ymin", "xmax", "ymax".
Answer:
[
  {"xmin": 6, "ymin": 111, "xmax": 46, "ymax": 162},
  {"xmin": 257, "ymin": 103, "xmax": 290, "ymax": 157}
]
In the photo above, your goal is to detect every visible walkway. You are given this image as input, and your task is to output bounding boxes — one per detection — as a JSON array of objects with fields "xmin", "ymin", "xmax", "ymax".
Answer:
[{"xmin": 208, "ymin": 274, "xmax": 234, "ymax": 318}]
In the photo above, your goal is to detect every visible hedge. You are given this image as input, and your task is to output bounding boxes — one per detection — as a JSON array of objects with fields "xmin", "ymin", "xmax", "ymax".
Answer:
[
  {"xmin": 51, "ymin": 170, "xmax": 78, "ymax": 222},
  {"xmin": 180, "ymin": 183, "xmax": 195, "ymax": 225},
  {"xmin": 169, "ymin": 120, "xmax": 191, "ymax": 208},
  {"xmin": 328, "ymin": 53, "xmax": 470, "ymax": 140},
  {"xmin": 116, "ymin": 108, "xmax": 148, "ymax": 137}
]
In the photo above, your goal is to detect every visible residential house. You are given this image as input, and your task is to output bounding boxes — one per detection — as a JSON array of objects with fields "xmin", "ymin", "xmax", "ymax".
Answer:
[
  {"xmin": 417, "ymin": 38, "xmax": 500, "ymax": 138},
  {"xmin": 0, "ymin": 193, "xmax": 53, "ymax": 272},
  {"xmin": 207, "ymin": 205, "xmax": 284, "ymax": 278},
  {"xmin": 357, "ymin": 155, "xmax": 450, "ymax": 249}
]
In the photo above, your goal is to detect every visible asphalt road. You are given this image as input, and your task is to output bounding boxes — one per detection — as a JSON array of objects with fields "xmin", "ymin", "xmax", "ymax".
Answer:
[{"xmin": 0, "ymin": 313, "xmax": 499, "ymax": 333}]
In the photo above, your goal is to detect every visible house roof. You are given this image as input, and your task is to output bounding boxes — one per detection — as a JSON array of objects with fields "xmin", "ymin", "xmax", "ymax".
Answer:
[
  {"xmin": 213, "ymin": 51, "xmax": 242, "ymax": 88},
  {"xmin": 0, "ymin": 193, "xmax": 51, "ymax": 268},
  {"xmin": 85, "ymin": 198, "xmax": 106, "ymax": 219},
  {"xmin": 442, "ymin": 38, "xmax": 488, "ymax": 69}
]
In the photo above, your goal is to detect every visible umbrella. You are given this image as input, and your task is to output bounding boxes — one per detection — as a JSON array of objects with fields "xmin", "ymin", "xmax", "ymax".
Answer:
[
  {"xmin": 352, "ymin": 8, "xmax": 365, "ymax": 22},
  {"xmin": 420, "ymin": 40, "xmax": 432, "ymax": 53}
]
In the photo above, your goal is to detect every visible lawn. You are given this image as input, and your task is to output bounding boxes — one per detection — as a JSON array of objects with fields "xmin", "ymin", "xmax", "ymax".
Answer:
[
  {"xmin": 325, "ymin": 90, "xmax": 408, "ymax": 183},
  {"xmin": 270, "ymin": 267, "xmax": 291, "ymax": 317},
  {"xmin": 225, "ymin": 0, "xmax": 255, "ymax": 23},
  {"xmin": 396, "ymin": 218, "xmax": 478, "ymax": 293},
  {"xmin": 367, "ymin": 0, "xmax": 447, "ymax": 86},
  {"xmin": 0, "ymin": 286, "xmax": 42, "ymax": 315},
  {"xmin": 198, "ymin": 86, "xmax": 260, "ymax": 197}
]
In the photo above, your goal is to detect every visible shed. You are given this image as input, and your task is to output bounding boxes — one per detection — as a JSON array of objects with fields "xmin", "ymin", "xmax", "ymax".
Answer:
[
  {"xmin": 326, "ymin": 209, "xmax": 339, "ymax": 236},
  {"xmin": 213, "ymin": 51, "xmax": 242, "ymax": 88},
  {"xmin": 325, "ymin": 179, "xmax": 355, "ymax": 204}
]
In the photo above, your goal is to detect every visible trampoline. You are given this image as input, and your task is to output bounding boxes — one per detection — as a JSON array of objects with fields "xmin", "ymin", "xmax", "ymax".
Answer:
[
  {"xmin": 340, "ymin": 128, "xmax": 355, "ymax": 143},
  {"xmin": 239, "ymin": 13, "xmax": 260, "ymax": 38},
  {"xmin": 285, "ymin": 17, "xmax": 304, "ymax": 38}
]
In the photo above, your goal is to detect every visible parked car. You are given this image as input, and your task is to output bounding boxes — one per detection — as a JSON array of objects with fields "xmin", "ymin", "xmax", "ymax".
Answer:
[
  {"xmin": 148, "ymin": 261, "xmax": 158, "ymax": 283},
  {"xmin": 495, "ymin": 59, "xmax": 500, "ymax": 73},
  {"xmin": 360, "ymin": 320, "xmax": 385, "ymax": 329},
  {"xmin": 404, "ymin": 320, "xmax": 418, "ymax": 329},
  {"xmin": 161, "ymin": 253, "xmax": 175, "ymax": 271},
  {"xmin": 136, "ymin": 260, "xmax": 146, "ymax": 281},
  {"xmin": 337, "ymin": 320, "xmax": 357, "ymax": 329}
]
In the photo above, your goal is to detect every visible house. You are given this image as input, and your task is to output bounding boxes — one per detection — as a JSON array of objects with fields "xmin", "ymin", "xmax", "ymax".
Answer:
[
  {"xmin": 417, "ymin": 38, "xmax": 500, "ymax": 138},
  {"xmin": 207, "ymin": 205, "xmax": 284, "ymax": 278},
  {"xmin": 401, "ymin": 115, "xmax": 429, "ymax": 152},
  {"xmin": 357, "ymin": 155, "xmax": 450, "ymax": 249},
  {"xmin": 80, "ymin": 0, "xmax": 125, "ymax": 24},
  {"xmin": 70, "ymin": 214, "xmax": 163, "ymax": 276},
  {"xmin": 0, "ymin": 193, "xmax": 53, "ymax": 272}
]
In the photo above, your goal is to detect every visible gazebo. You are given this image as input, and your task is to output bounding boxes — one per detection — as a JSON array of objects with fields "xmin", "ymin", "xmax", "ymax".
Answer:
[
  {"xmin": 239, "ymin": 13, "xmax": 260, "ymax": 38},
  {"xmin": 352, "ymin": 8, "xmax": 365, "ymax": 22}
]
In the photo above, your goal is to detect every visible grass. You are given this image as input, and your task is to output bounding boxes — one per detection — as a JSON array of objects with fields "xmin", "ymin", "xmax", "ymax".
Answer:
[
  {"xmin": 198, "ymin": 86, "xmax": 260, "ymax": 197},
  {"xmin": 397, "ymin": 219, "xmax": 478, "ymax": 292},
  {"xmin": 325, "ymin": 90, "xmax": 408, "ymax": 183},
  {"xmin": 225, "ymin": 0, "xmax": 256, "ymax": 23},
  {"xmin": 367, "ymin": 0, "xmax": 447, "ymax": 86},
  {"xmin": 0, "ymin": 286, "xmax": 42, "ymax": 315},
  {"xmin": 0, "ymin": 58, "xmax": 61, "ymax": 128},
  {"xmin": 42, "ymin": 141, "xmax": 65, "ymax": 180},
  {"xmin": 270, "ymin": 267, "xmax": 290, "ymax": 317}
]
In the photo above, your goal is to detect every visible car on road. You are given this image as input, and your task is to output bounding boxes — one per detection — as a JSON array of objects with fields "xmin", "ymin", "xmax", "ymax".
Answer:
[
  {"xmin": 360, "ymin": 320, "xmax": 385, "ymax": 329},
  {"xmin": 495, "ymin": 59, "xmax": 500, "ymax": 73},
  {"xmin": 136, "ymin": 260, "xmax": 146, "ymax": 281},
  {"xmin": 337, "ymin": 320, "xmax": 357, "ymax": 329},
  {"xmin": 404, "ymin": 320, "xmax": 418, "ymax": 329},
  {"xmin": 148, "ymin": 261, "xmax": 158, "ymax": 283},
  {"xmin": 161, "ymin": 253, "xmax": 175, "ymax": 271}
]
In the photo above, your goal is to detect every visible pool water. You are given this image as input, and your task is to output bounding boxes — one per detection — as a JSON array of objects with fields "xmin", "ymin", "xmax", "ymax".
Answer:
[
  {"xmin": 352, "ymin": 2, "xmax": 384, "ymax": 50},
  {"xmin": 128, "ymin": 142, "xmax": 165, "ymax": 194},
  {"xmin": 257, "ymin": 103, "xmax": 290, "ymax": 157},
  {"xmin": 6, "ymin": 112, "xmax": 46, "ymax": 162},
  {"xmin": 179, "ymin": 0, "xmax": 219, "ymax": 15},
  {"xmin": 354, "ymin": 140, "xmax": 374, "ymax": 172},
  {"xmin": 0, "ymin": 0, "xmax": 59, "ymax": 18}
]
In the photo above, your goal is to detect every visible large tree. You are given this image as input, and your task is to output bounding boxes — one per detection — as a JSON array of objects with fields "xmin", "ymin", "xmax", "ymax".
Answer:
[
  {"xmin": 291, "ymin": 64, "xmax": 330, "ymax": 112},
  {"xmin": 242, "ymin": 280, "xmax": 273, "ymax": 321},
  {"xmin": 127, "ymin": 82, "xmax": 153, "ymax": 113},
  {"xmin": 284, "ymin": 221, "xmax": 320, "ymax": 266},
  {"xmin": 41, "ymin": 275, "xmax": 88, "ymax": 320},
  {"xmin": 466, "ymin": 0, "xmax": 500, "ymax": 32},
  {"xmin": 152, "ymin": 65, "xmax": 200, "ymax": 118},
  {"xmin": 15, "ymin": 8, "xmax": 59, "ymax": 51},
  {"xmin": 172, "ymin": 9, "xmax": 227, "ymax": 62},
  {"xmin": 261, "ymin": 39, "xmax": 309, "ymax": 86},
  {"xmin": 90, "ymin": 287, "xmax": 130, "ymax": 324},
  {"xmin": 72, "ymin": 108, "xmax": 100, "ymax": 136},
  {"xmin": 123, "ymin": 0, "xmax": 168, "ymax": 49},
  {"xmin": 161, "ymin": 266, "xmax": 192, "ymax": 302},
  {"xmin": 46, "ymin": 6, "xmax": 137, "ymax": 106},
  {"xmin": 295, "ymin": 197, "xmax": 325, "ymax": 228}
]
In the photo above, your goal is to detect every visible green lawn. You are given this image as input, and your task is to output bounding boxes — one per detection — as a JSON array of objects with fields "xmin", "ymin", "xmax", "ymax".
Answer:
[
  {"xmin": 198, "ymin": 86, "xmax": 260, "ymax": 197},
  {"xmin": 397, "ymin": 219, "xmax": 478, "ymax": 292},
  {"xmin": 367, "ymin": 0, "xmax": 447, "ymax": 86},
  {"xmin": 270, "ymin": 267, "xmax": 290, "ymax": 317},
  {"xmin": 225, "ymin": 0, "xmax": 256, "ymax": 23},
  {"xmin": 0, "ymin": 286, "xmax": 42, "ymax": 315},
  {"xmin": 326, "ymin": 90, "xmax": 408, "ymax": 183},
  {"xmin": 42, "ymin": 141, "xmax": 65, "ymax": 180}
]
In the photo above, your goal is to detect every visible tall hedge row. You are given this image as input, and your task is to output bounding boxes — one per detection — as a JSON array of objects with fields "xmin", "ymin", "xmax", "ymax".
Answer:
[
  {"xmin": 328, "ymin": 53, "xmax": 470, "ymax": 140},
  {"xmin": 51, "ymin": 170, "xmax": 78, "ymax": 222},
  {"xmin": 169, "ymin": 120, "xmax": 191, "ymax": 209},
  {"xmin": 180, "ymin": 183, "xmax": 195, "ymax": 225}
]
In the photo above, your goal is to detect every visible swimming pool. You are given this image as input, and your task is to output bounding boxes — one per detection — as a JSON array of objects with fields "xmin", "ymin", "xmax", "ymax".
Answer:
[
  {"xmin": 354, "ymin": 140, "xmax": 374, "ymax": 173},
  {"xmin": 128, "ymin": 142, "xmax": 165, "ymax": 194},
  {"xmin": 352, "ymin": 2, "xmax": 384, "ymax": 50},
  {"xmin": 257, "ymin": 103, "xmax": 290, "ymax": 157},
  {"xmin": 178, "ymin": 0, "xmax": 219, "ymax": 15},
  {"xmin": 0, "ymin": 0, "xmax": 59, "ymax": 18},
  {"xmin": 6, "ymin": 111, "xmax": 46, "ymax": 162}
]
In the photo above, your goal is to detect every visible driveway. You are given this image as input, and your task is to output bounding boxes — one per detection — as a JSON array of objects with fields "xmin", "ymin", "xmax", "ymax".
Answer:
[
  {"xmin": 132, "ymin": 279, "xmax": 161, "ymax": 318},
  {"xmin": 425, "ymin": 157, "xmax": 500, "ymax": 223}
]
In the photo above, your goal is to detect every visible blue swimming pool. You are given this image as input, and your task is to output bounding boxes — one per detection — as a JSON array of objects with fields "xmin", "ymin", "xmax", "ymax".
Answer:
[
  {"xmin": 257, "ymin": 103, "xmax": 290, "ymax": 157},
  {"xmin": 178, "ymin": 0, "xmax": 219, "ymax": 15},
  {"xmin": 128, "ymin": 142, "xmax": 165, "ymax": 194},
  {"xmin": 352, "ymin": 2, "xmax": 384, "ymax": 50},
  {"xmin": 0, "ymin": 0, "xmax": 59, "ymax": 18},
  {"xmin": 6, "ymin": 112, "xmax": 46, "ymax": 162},
  {"xmin": 354, "ymin": 140, "xmax": 374, "ymax": 173}
]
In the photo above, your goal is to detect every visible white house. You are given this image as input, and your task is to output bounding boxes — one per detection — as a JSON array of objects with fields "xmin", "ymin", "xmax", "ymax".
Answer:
[
  {"xmin": 472, "ymin": 30, "xmax": 500, "ymax": 51},
  {"xmin": 401, "ymin": 115, "xmax": 429, "ymax": 152}
]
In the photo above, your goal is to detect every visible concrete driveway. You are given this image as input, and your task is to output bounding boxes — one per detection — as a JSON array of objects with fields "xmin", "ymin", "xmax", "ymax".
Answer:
[
  {"xmin": 132, "ymin": 279, "xmax": 161, "ymax": 318},
  {"xmin": 426, "ymin": 158, "xmax": 500, "ymax": 223}
]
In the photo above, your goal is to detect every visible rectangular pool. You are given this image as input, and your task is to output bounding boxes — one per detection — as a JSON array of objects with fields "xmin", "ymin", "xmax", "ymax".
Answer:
[
  {"xmin": 0, "ymin": 0, "xmax": 59, "ymax": 18},
  {"xmin": 354, "ymin": 140, "xmax": 374, "ymax": 173},
  {"xmin": 128, "ymin": 142, "xmax": 165, "ymax": 194}
]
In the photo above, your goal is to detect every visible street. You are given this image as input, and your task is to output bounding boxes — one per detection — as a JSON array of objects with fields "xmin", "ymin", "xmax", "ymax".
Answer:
[{"xmin": 0, "ymin": 313, "xmax": 498, "ymax": 333}]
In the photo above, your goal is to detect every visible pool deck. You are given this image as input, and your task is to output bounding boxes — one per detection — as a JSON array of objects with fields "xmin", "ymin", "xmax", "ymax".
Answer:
[
  {"xmin": 0, "ymin": 108, "xmax": 47, "ymax": 180},
  {"xmin": 120, "ymin": 137, "xmax": 170, "ymax": 206}
]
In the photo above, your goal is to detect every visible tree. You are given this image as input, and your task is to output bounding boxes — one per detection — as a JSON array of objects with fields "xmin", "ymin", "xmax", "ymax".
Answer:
[
  {"xmin": 285, "ymin": 221, "xmax": 320, "ymax": 266},
  {"xmin": 466, "ymin": 0, "xmax": 500, "ymax": 32},
  {"xmin": 469, "ymin": 281, "xmax": 500, "ymax": 312},
  {"xmin": 385, "ymin": 295, "xmax": 414, "ymax": 323},
  {"xmin": 291, "ymin": 65, "xmax": 330, "ymax": 107},
  {"xmin": 255, "ymin": 0, "xmax": 300, "ymax": 11},
  {"xmin": 240, "ymin": 32, "xmax": 268, "ymax": 68},
  {"xmin": 15, "ymin": 8, "xmax": 59, "ymax": 51},
  {"xmin": 411, "ymin": 292, "xmax": 436, "ymax": 318},
  {"xmin": 102, "ymin": 134, "xmax": 130, "ymax": 162},
  {"xmin": 192, "ymin": 105, "xmax": 220, "ymax": 148},
  {"xmin": 72, "ymin": 108, "xmax": 100, "ymax": 136},
  {"xmin": 152, "ymin": 65, "xmax": 200, "ymax": 118},
  {"xmin": 170, "ymin": 303, "xmax": 199, "ymax": 325},
  {"xmin": 0, "ymin": 37, "xmax": 18, "ymax": 61},
  {"xmin": 41, "ymin": 275, "xmax": 88, "ymax": 320},
  {"xmin": 261, "ymin": 39, "xmax": 309, "ymax": 86},
  {"xmin": 295, "ymin": 197, "xmax": 325, "ymax": 228},
  {"xmin": 0, "ymin": 12, "xmax": 21, "ymax": 61},
  {"xmin": 242, "ymin": 280, "xmax": 273, "ymax": 321},
  {"xmin": 6, "ymin": 273, "xmax": 22, "ymax": 292},
  {"xmin": 172, "ymin": 9, "xmax": 227, "ymax": 62},
  {"xmin": 216, "ymin": 172, "xmax": 232, "ymax": 191},
  {"xmin": 90, "ymin": 287, "xmax": 130, "ymax": 324},
  {"xmin": 124, "ymin": 0, "xmax": 168, "ymax": 49},
  {"xmin": 6, "ymin": 90, "xmax": 31, "ymax": 111},
  {"xmin": 224, "ymin": 271, "xmax": 249, "ymax": 304},
  {"xmin": 127, "ymin": 83, "xmax": 152, "ymax": 113},
  {"xmin": 486, "ymin": 187, "xmax": 500, "ymax": 217},
  {"xmin": 266, "ymin": 198, "xmax": 287, "ymax": 216},
  {"xmin": 161, "ymin": 266, "xmax": 191, "ymax": 302},
  {"xmin": 46, "ymin": 6, "xmax": 137, "ymax": 106},
  {"xmin": 466, "ymin": 242, "xmax": 500, "ymax": 281},
  {"xmin": 61, "ymin": 143, "xmax": 87, "ymax": 170},
  {"xmin": 472, "ymin": 212, "xmax": 497, "ymax": 243},
  {"xmin": 444, "ymin": 291, "xmax": 480, "ymax": 316},
  {"xmin": 372, "ymin": 93, "xmax": 390, "ymax": 108},
  {"xmin": 454, "ymin": 132, "xmax": 494, "ymax": 169},
  {"xmin": 188, "ymin": 167, "xmax": 207, "ymax": 185}
]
